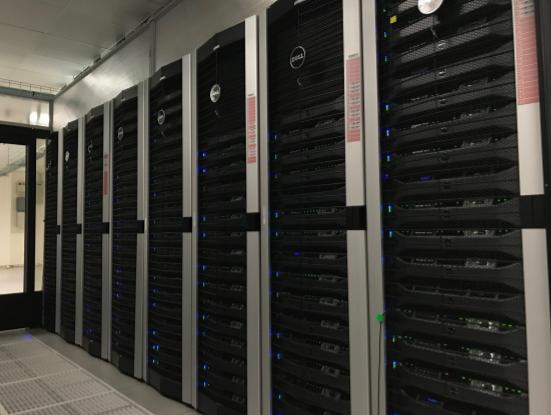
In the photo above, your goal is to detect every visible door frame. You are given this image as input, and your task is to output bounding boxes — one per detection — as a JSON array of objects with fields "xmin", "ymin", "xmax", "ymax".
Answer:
[{"xmin": 0, "ymin": 123, "xmax": 50, "ymax": 330}]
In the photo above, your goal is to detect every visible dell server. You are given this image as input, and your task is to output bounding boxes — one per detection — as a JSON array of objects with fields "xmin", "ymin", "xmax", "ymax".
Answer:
[
  {"xmin": 111, "ymin": 85, "xmax": 145, "ymax": 378},
  {"xmin": 196, "ymin": 23, "xmax": 249, "ymax": 415},
  {"xmin": 147, "ymin": 59, "xmax": 186, "ymax": 400},
  {"xmin": 60, "ymin": 120, "xmax": 80, "ymax": 344},
  {"xmin": 378, "ymin": 1, "xmax": 528, "ymax": 414},
  {"xmin": 43, "ymin": 133, "xmax": 58, "ymax": 333},
  {"xmin": 81, "ymin": 105, "xmax": 107, "ymax": 358}
]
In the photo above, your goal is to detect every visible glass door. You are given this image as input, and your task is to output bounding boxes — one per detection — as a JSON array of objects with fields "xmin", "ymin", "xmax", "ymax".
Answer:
[{"xmin": 0, "ymin": 143, "xmax": 27, "ymax": 295}]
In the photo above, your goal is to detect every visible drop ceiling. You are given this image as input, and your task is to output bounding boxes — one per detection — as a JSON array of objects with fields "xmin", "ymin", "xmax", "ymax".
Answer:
[{"xmin": 0, "ymin": 0, "xmax": 172, "ymax": 94}]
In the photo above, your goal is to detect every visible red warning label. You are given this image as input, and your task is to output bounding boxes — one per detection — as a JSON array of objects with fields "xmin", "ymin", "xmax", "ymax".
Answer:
[
  {"xmin": 514, "ymin": 0, "xmax": 540, "ymax": 105},
  {"xmin": 346, "ymin": 55, "xmax": 362, "ymax": 142},
  {"xmin": 247, "ymin": 95, "xmax": 257, "ymax": 164},
  {"xmin": 103, "ymin": 153, "xmax": 109, "ymax": 196}
]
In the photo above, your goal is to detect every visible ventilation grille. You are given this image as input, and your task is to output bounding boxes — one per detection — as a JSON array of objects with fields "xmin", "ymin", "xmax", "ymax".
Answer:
[
  {"xmin": 43, "ymin": 135, "xmax": 58, "ymax": 333},
  {"xmin": 148, "ymin": 60, "xmax": 183, "ymax": 400},
  {"xmin": 83, "ymin": 111, "xmax": 105, "ymax": 357},
  {"xmin": 111, "ymin": 95, "xmax": 138, "ymax": 375},
  {"xmin": 268, "ymin": 1, "xmax": 350, "ymax": 414},
  {"xmin": 61, "ymin": 123, "xmax": 79, "ymax": 343},
  {"xmin": 378, "ymin": 1, "xmax": 528, "ymax": 414},
  {"xmin": 197, "ymin": 28, "xmax": 247, "ymax": 415}
]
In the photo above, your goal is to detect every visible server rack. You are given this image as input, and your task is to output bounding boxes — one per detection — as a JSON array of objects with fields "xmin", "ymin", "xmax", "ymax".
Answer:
[
  {"xmin": 260, "ymin": 1, "xmax": 369, "ymax": 414},
  {"xmin": 373, "ymin": 0, "xmax": 551, "ymax": 414},
  {"xmin": 110, "ymin": 85, "xmax": 146, "ymax": 378},
  {"xmin": 147, "ymin": 57, "xmax": 193, "ymax": 402},
  {"xmin": 193, "ymin": 18, "xmax": 260, "ymax": 415},
  {"xmin": 43, "ymin": 132, "xmax": 58, "ymax": 333},
  {"xmin": 60, "ymin": 119, "xmax": 83, "ymax": 344},
  {"xmin": 82, "ymin": 103, "xmax": 111, "ymax": 359}
]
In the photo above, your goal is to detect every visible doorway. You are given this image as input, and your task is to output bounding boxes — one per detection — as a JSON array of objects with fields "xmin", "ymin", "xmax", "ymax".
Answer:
[{"xmin": 0, "ymin": 123, "xmax": 49, "ymax": 330}]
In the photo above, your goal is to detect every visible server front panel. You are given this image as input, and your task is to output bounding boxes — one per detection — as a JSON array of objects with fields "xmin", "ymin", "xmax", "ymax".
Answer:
[
  {"xmin": 61, "ymin": 122, "xmax": 79, "ymax": 344},
  {"xmin": 111, "ymin": 89, "xmax": 140, "ymax": 376},
  {"xmin": 148, "ymin": 60, "xmax": 184, "ymax": 400},
  {"xmin": 196, "ymin": 24, "xmax": 248, "ymax": 415},
  {"xmin": 43, "ymin": 134, "xmax": 58, "ymax": 333},
  {"xmin": 378, "ymin": 1, "xmax": 528, "ymax": 414},
  {"xmin": 82, "ymin": 107, "xmax": 105, "ymax": 357},
  {"xmin": 267, "ymin": 1, "xmax": 351, "ymax": 414}
]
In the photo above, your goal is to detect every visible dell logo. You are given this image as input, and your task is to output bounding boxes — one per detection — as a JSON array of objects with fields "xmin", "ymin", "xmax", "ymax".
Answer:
[
  {"xmin": 64, "ymin": 151, "xmax": 70, "ymax": 163},
  {"xmin": 418, "ymin": 0, "xmax": 444, "ymax": 14},
  {"xmin": 117, "ymin": 127, "xmax": 124, "ymax": 141},
  {"xmin": 157, "ymin": 109, "xmax": 166, "ymax": 126},
  {"xmin": 290, "ymin": 46, "xmax": 306, "ymax": 70},
  {"xmin": 210, "ymin": 84, "xmax": 221, "ymax": 103}
]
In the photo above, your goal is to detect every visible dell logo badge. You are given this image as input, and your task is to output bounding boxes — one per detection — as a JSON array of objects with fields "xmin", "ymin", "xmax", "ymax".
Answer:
[
  {"xmin": 418, "ymin": 0, "xmax": 444, "ymax": 14},
  {"xmin": 117, "ymin": 127, "xmax": 124, "ymax": 141},
  {"xmin": 157, "ymin": 109, "xmax": 166, "ymax": 126},
  {"xmin": 210, "ymin": 84, "xmax": 221, "ymax": 103},
  {"xmin": 290, "ymin": 46, "xmax": 306, "ymax": 70}
]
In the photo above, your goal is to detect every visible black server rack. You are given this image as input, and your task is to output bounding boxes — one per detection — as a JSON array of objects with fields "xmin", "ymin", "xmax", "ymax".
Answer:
[
  {"xmin": 43, "ymin": 133, "xmax": 58, "ymax": 333},
  {"xmin": 111, "ymin": 86, "xmax": 141, "ymax": 376},
  {"xmin": 82, "ymin": 105, "xmax": 105, "ymax": 358},
  {"xmin": 377, "ymin": 1, "xmax": 528, "ymax": 414},
  {"xmin": 60, "ymin": 120, "xmax": 80, "ymax": 344},
  {"xmin": 267, "ymin": 1, "xmax": 352, "ymax": 414},
  {"xmin": 196, "ymin": 24, "xmax": 248, "ymax": 415},
  {"xmin": 148, "ymin": 60, "xmax": 184, "ymax": 400}
]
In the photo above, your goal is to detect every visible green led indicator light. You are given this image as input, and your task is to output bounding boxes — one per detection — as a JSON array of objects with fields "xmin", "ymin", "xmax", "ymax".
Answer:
[{"xmin": 376, "ymin": 313, "xmax": 385, "ymax": 322}]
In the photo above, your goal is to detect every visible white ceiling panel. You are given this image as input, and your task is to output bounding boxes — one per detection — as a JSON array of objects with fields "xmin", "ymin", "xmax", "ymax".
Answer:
[{"xmin": 0, "ymin": 0, "xmax": 172, "ymax": 92}]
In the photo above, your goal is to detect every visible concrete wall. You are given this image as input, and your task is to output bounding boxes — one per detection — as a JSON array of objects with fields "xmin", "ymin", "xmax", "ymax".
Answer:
[{"xmin": 53, "ymin": 0, "xmax": 276, "ymax": 129}]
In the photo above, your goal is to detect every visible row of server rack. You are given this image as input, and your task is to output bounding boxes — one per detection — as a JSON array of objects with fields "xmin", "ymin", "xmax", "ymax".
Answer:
[{"xmin": 41, "ymin": 0, "xmax": 551, "ymax": 414}]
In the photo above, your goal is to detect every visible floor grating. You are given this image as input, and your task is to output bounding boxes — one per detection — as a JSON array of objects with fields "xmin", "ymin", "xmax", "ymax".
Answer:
[{"xmin": 0, "ymin": 332, "xmax": 153, "ymax": 415}]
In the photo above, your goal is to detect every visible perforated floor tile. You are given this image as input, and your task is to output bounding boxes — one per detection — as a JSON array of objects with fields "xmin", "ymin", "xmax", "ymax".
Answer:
[{"xmin": 0, "ymin": 334, "xmax": 154, "ymax": 415}]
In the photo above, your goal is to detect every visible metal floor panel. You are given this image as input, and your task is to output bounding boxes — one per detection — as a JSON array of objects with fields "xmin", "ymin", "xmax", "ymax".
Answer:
[{"xmin": 0, "ymin": 332, "xmax": 153, "ymax": 415}]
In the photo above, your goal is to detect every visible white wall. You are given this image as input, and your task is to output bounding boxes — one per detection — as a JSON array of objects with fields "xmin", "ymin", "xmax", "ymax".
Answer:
[{"xmin": 53, "ymin": 0, "xmax": 276, "ymax": 129}]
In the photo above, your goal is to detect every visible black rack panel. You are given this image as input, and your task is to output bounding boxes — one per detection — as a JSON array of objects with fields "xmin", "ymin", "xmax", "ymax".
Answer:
[
  {"xmin": 61, "ymin": 121, "xmax": 79, "ymax": 344},
  {"xmin": 148, "ymin": 60, "xmax": 183, "ymax": 400},
  {"xmin": 82, "ymin": 106, "xmax": 105, "ymax": 358},
  {"xmin": 196, "ymin": 24, "xmax": 247, "ymax": 415},
  {"xmin": 267, "ymin": 1, "xmax": 351, "ymax": 414},
  {"xmin": 111, "ymin": 88, "xmax": 139, "ymax": 376},
  {"xmin": 43, "ymin": 134, "xmax": 58, "ymax": 333},
  {"xmin": 378, "ymin": 1, "xmax": 528, "ymax": 415}
]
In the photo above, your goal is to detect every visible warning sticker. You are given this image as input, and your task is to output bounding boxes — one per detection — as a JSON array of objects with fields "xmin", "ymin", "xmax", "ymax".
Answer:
[
  {"xmin": 247, "ymin": 94, "xmax": 257, "ymax": 164},
  {"xmin": 346, "ymin": 55, "xmax": 362, "ymax": 143},
  {"xmin": 103, "ymin": 153, "xmax": 109, "ymax": 196},
  {"xmin": 514, "ymin": 0, "xmax": 540, "ymax": 105}
]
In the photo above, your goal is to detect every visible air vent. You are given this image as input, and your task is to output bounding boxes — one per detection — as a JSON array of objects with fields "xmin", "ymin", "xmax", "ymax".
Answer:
[
  {"xmin": 43, "ymin": 133, "xmax": 58, "ymax": 333},
  {"xmin": 148, "ymin": 59, "xmax": 184, "ymax": 400},
  {"xmin": 268, "ymin": 1, "xmax": 351, "ymax": 414},
  {"xmin": 61, "ymin": 121, "xmax": 79, "ymax": 344},
  {"xmin": 196, "ymin": 23, "xmax": 248, "ymax": 415},
  {"xmin": 82, "ymin": 106, "xmax": 105, "ymax": 358},
  {"xmin": 378, "ymin": 1, "xmax": 528, "ymax": 414},
  {"xmin": 111, "ymin": 87, "xmax": 139, "ymax": 377}
]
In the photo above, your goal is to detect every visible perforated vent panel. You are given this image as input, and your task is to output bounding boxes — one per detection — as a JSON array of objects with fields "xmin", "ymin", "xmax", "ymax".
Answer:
[
  {"xmin": 147, "ymin": 60, "xmax": 184, "ymax": 400},
  {"xmin": 267, "ymin": 1, "xmax": 351, "ymax": 414},
  {"xmin": 378, "ymin": 1, "xmax": 528, "ymax": 414},
  {"xmin": 43, "ymin": 135, "xmax": 58, "ymax": 333},
  {"xmin": 196, "ymin": 24, "xmax": 248, "ymax": 415}
]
